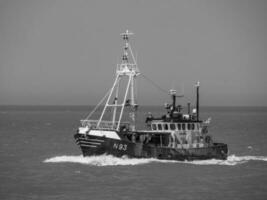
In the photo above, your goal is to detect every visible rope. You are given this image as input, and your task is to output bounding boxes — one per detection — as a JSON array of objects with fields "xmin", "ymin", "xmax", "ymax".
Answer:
[
  {"xmin": 140, "ymin": 73, "xmax": 192, "ymax": 102},
  {"xmin": 140, "ymin": 74, "xmax": 170, "ymax": 95},
  {"xmin": 84, "ymin": 88, "xmax": 112, "ymax": 120},
  {"xmin": 84, "ymin": 73, "xmax": 193, "ymax": 120}
]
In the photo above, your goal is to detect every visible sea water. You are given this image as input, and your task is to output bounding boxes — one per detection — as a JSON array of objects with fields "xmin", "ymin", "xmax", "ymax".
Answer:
[{"xmin": 1, "ymin": 106, "xmax": 267, "ymax": 200}]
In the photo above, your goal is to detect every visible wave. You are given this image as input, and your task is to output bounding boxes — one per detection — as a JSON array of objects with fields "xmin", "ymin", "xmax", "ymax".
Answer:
[
  {"xmin": 44, "ymin": 155, "xmax": 156, "ymax": 166},
  {"xmin": 43, "ymin": 154, "xmax": 267, "ymax": 166},
  {"xmin": 185, "ymin": 155, "xmax": 267, "ymax": 166}
]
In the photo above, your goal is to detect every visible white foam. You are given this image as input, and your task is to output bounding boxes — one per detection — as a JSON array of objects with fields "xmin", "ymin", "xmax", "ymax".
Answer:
[
  {"xmin": 43, "ymin": 154, "xmax": 267, "ymax": 166},
  {"xmin": 44, "ymin": 155, "xmax": 156, "ymax": 166}
]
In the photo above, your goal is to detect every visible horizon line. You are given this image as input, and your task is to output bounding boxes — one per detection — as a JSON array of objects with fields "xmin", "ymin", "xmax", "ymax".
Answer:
[{"xmin": 0, "ymin": 105, "xmax": 267, "ymax": 108}]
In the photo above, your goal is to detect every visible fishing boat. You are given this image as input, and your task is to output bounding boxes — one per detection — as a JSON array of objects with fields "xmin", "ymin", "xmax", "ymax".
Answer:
[{"xmin": 74, "ymin": 30, "xmax": 228, "ymax": 161}]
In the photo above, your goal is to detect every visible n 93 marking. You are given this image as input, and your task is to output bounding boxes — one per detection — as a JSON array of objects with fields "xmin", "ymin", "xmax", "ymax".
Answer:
[{"xmin": 113, "ymin": 143, "xmax": 127, "ymax": 151}]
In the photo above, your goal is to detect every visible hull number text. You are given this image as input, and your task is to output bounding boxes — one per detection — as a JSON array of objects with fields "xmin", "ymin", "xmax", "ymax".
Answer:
[{"xmin": 113, "ymin": 143, "xmax": 127, "ymax": 151}]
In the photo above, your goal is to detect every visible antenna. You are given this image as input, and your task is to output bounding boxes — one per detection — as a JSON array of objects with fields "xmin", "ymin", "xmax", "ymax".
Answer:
[{"xmin": 195, "ymin": 81, "xmax": 200, "ymax": 121}]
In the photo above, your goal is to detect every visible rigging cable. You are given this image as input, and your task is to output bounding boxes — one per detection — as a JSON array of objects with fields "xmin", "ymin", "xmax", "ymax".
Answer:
[
  {"xmin": 140, "ymin": 74, "xmax": 170, "ymax": 95},
  {"xmin": 84, "ymin": 88, "xmax": 112, "ymax": 120},
  {"xmin": 140, "ymin": 73, "xmax": 192, "ymax": 102}
]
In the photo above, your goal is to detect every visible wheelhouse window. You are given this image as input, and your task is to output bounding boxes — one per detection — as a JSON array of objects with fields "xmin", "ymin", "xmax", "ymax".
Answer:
[
  {"xmin": 164, "ymin": 123, "xmax": 169, "ymax": 130},
  {"xmin": 152, "ymin": 124, "xmax": 157, "ymax": 130},
  {"xmin": 158, "ymin": 124, "xmax": 162, "ymax": 130},
  {"xmin": 192, "ymin": 123, "xmax": 195, "ymax": 130},
  {"xmin": 178, "ymin": 123, "xmax": 181, "ymax": 130},
  {"xmin": 182, "ymin": 123, "xmax": 186, "ymax": 130},
  {"xmin": 170, "ymin": 123, "xmax": 176, "ymax": 130},
  {"xmin": 187, "ymin": 123, "xmax": 191, "ymax": 130}
]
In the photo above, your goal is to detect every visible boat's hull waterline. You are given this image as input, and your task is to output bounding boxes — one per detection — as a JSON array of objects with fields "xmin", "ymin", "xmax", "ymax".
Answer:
[{"xmin": 74, "ymin": 132, "xmax": 228, "ymax": 161}]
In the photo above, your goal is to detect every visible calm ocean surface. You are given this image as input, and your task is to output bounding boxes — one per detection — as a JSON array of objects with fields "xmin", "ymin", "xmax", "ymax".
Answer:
[{"xmin": 1, "ymin": 106, "xmax": 267, "ymax": 200}]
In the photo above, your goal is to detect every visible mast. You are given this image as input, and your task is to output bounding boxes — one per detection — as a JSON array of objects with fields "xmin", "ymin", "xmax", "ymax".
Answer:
[
  {"xmin": 196, "ymin": 81, "xmax": 200, "ymax": 121},
  {"xmin": 170, "ymin": 89, "xmax": 176, "ymax": 114},
  {"xmin": 97, "ymin": 30, "xmax": 140, "ymax": 131}
]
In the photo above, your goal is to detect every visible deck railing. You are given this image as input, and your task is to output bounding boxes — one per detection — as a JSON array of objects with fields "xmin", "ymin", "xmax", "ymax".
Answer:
[{"xmin": 80, "ymin": 119, "xmax": 130, "ymax": 130}]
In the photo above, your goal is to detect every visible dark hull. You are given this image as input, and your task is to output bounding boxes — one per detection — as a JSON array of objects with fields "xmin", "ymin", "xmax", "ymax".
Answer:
[{"xmin": 74, "ymin": 133, "xmax": 228, "ymax": 161}]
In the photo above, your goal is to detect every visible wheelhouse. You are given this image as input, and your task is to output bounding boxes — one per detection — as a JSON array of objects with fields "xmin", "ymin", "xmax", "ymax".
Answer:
[{"xmin": 151, "ymin": 121, "xmax": 201, "ymax": 132}]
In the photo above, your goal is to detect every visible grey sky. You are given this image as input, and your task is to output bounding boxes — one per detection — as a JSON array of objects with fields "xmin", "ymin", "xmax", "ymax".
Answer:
[{"xmin": 0, "ymin": 0, "xmax": 266, "ymax": 106}]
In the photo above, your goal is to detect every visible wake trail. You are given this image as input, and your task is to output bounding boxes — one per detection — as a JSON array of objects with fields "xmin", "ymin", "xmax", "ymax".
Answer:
[
  {"xmin": 43, "ymin": 154, "xmax": 267, "ymax": 166},
  {"xmin": 44, "ymin": 155, "xmax": 155, "ymax": 166}
]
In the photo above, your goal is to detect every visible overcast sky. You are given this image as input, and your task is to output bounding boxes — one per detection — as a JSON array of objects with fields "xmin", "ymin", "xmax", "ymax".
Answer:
[{"xmin": 0, "ymin": 0, "xmax": 266, "ymax": 106}]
